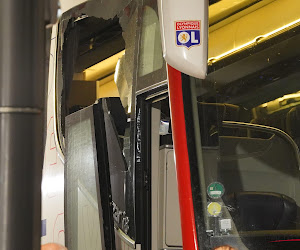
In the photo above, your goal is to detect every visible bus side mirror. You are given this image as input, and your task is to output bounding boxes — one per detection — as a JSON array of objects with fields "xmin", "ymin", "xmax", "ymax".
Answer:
[{"xmin": 158, "ymin": 0, "xmax": 208, "ymax": 79}]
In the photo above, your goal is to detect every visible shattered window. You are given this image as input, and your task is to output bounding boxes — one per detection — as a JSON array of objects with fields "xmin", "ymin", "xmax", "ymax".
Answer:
[{"xmin": 56, "ymin": 0, "xmax": 140, "ymax": 247}]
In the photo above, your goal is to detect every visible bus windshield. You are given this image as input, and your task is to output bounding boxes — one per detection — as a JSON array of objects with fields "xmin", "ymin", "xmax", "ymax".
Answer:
[{"xmin": 185, "ymin": 1, "xmax": 300, "ymax": 249}]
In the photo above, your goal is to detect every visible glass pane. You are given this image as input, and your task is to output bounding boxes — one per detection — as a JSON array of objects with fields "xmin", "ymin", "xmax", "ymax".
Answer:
[
  {"xmin": 188, "ymin": 1, "xmax": 300, "ymax": 249},
  {"xmin": 65, "ymin": 108, "xmax": 103, "ymax": 250},
  {"xmin": 138, "ymin": 4, "xmax": 164, "ymax": 77}
]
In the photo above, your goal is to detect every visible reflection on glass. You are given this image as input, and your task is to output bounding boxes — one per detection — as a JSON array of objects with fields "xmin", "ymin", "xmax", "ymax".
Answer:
[
  {"xmin": 139, "ymin": 5, "xmax": 163, "ymax": 77},
  {"xmin": 188, "ymin": 3, "xmax": 300, "ymax": 248},
  {"xmin": 66, "ymin": 115, "xmax": 103, "ymax": 250}
]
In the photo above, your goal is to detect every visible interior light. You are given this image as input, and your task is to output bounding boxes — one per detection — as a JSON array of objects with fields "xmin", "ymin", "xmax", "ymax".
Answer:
[{"xmin": 208, "ymin": 18, "xmax": 300, "ymax": 64}]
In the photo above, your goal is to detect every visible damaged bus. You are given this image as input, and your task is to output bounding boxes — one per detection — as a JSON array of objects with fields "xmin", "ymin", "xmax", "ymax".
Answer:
[{"xmin": 42, "ymin": 0, "xmax": 300, "ymax": 249}]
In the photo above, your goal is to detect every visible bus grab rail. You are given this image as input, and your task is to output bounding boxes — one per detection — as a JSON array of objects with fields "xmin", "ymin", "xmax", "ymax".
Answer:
[{"xmin": 222, "ymin": 121, "xmax": 300, "ymax": 169}]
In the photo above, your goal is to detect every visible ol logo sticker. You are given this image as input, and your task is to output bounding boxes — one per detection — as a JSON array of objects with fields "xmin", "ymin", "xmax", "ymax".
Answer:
[{"xmin": 175, "ymin": 20, "xmax": 201, "ymax": 49}]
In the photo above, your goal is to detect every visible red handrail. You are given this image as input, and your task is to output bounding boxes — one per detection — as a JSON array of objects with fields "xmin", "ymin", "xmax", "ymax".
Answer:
[{"xmin": 167, "ymin": 64, "xmax": 199, "ymax": 250}]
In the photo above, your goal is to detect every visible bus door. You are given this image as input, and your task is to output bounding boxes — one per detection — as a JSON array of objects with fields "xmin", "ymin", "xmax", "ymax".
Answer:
[
  {"xmin": 65, "ymin": 101, "xmax": 116, "ymax": 250},
  {"xmin": 65, "ymin": 97, "xmax": 134, "ymax": 250},
  {"xmin": 51, "ymin": 1, "xmax": 141, "ymax": 249}
]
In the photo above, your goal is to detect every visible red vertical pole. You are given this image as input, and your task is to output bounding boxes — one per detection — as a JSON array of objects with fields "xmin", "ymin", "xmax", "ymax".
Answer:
[{"xmin": 167, "ymin": 64, "xmax": 199, "ymax": 250}]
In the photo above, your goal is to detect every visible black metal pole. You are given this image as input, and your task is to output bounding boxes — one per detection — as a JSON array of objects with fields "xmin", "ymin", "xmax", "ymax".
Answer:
[{"xmin": 0, "ymin": 0, "xmax": 45, "ymax": 249}]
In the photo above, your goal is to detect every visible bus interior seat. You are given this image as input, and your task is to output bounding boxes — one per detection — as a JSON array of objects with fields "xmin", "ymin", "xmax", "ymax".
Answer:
[
  {"xmin": 225, "ymin": 192, "xmax": 297, "ymax": 231},
  {"xmin": 249, "ymin": 115, "xmax": 286, "ymax": 139},
  {"xmin": 218, "ymin": 135, "xmax": 300, "ymax": 202},
  {"xmin": 217, "ymin": 134, "xmax": 300, "ymax": 230},
  {"xmin": 197, "ymin": 102, "xmax": 240, "ymax": 146},
  {"xmin": 286, "ymin": 106, "xmax": 300, "ymax": 148},
  {"xmin": 248, "ymin": 117, "xmax": 270, "ymax": 139}
]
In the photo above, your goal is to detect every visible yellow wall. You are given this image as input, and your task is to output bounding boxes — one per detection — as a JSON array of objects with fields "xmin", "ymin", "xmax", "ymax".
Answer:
[
  {"xmin": 209, "ymin": 0, "xmax": 300, "ymax": 60},
  {"xmin": 96, "ymin": 75, "xmax": 120, "ymax": 99}
]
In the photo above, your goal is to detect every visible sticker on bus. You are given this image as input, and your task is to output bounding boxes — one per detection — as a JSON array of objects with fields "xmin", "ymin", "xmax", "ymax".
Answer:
[
  {"xmin": 207, "ymin": 182, "xmax": 225, "ymax": 199},
  {"xmin": 175, "ymin": 20, "xmax": 201, "ymax": 49},
  {"xmin": 207, "ymin": 202, "xmax": 222, "ymax": 217}
]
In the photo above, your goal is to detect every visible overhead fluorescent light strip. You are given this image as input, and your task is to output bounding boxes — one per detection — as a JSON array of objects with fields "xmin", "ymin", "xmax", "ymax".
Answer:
[{"xmin": 208, "ymin": 18, "xmax": 300, "ymax": 64}]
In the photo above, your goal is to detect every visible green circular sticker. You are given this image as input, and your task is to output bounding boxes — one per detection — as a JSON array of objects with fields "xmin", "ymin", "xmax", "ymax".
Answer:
[{"xmin": 207, "ymin": 182, "xmax": 225, "ymax": 199}]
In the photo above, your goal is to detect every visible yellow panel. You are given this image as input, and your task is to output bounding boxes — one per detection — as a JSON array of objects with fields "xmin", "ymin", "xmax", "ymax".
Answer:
[
  {"xmin": 209, "ymin": 0, "xmax": 263, "ymax": 25},
  {"xmin": 97, "ymin": 74, "xmax": 114, "ymax": 86},
  {"xmin": 209, "ymin": 0, "xmax": 276, "ymax": 32},
  {"xmin": 83, "ymin": 50, "xmax": 124, "ymax": 81},
  {"xmin": 209, "ymin": 0, "xmax": 300, "ymax": 61},
  {"xmin": 74, "ymin": 50, "xmax": 125, "ymax": 81},
  {"xmin": 97, "ymin": 79, "xmax": 120, "ymax": 99}
]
